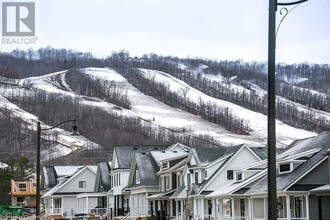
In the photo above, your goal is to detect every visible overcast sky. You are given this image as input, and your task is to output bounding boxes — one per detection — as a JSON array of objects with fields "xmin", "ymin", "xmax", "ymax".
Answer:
[{"xmin": 2, "ymin": 0, "xmax": 330, "ymax": 64}]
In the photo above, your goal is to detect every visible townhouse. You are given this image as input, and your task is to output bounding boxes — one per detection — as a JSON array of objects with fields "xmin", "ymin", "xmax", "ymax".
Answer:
[
  {"xmin": 207, "ymin": 131, "xmax": 330, "ymax": 220},
  {"xmin": 108, "ymin": 145, "xmax": 169, "ymax": 217},
  {"xmin": 41, "ymin": 132, "xmax": 330, "ymax": 220},
  {"xmin": 41, "ymin": 163, "xmax": 110, "ymax": 218}
]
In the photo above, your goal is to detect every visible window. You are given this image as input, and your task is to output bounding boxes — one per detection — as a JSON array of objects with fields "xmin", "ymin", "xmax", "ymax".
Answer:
[
  {"xmin": 195, "ymin": 172, "xmax": 199, "ymax": 184},
  {"xmin": 54, "ymin": 198, "xmax": 62, "ymax": 208},
  {"xmin": 279, "ymin": 164, "xmax": 291, "ymax": 173},
  {"xmin": 79, "ymin": 181, "xmax": 86, "ymax": 188},
  {"xmin": 205, "ymin": 170, "xmax": 208, "ymax": 179},
  {"xmin": 119, "ymin": 173, "xmax": 121, "ymax": 185},
  {"xmin": 236, "ymin": 172, "xmax": 242, "ymax": 181},
  {"xmin": 18, "ymin": 183, "xmax": 27, "ymax": 191},
  {"xmin": 227, "ymin": 170, "xmax": 233, "ymax": 180},
  {"xmin": 160, "ymin": 176, "xmax": 166, "ymax": 191},
  {"xmin": 136, "ymin": 170, "xmax": 140, "ymax": 184},
  {"xmin": 177, "ymin": 174, "xmax": 181, "ymax": 187},
  {"xmin": 165, "ymin": 176, "xmax": 170, "ymax": 190},
  {"xmin": 187, "ymin": 174, "xmax": 191, "ymax": 189},
  {"xmin": 163, "ymin": 162, "xmax": 168, "ymax": 169}
]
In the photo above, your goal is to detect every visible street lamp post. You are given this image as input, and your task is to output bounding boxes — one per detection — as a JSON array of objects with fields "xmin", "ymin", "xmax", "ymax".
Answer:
[
  {"xmin": 267, "ymin": 0, "xmax": 307, "ymax": 219},
  {"xmin": 36, "ymin": 119, "xmax": 79, "ymax": 220}
]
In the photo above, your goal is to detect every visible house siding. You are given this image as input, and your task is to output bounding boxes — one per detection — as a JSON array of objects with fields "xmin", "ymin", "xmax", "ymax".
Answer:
[
  {"xmin": 206, "ymin": 147, "xmax": 259, "ymax": 190},
  {"xmin": 62, "ymin": 196, "xmax": 78, "ymax": 217},
  {"xmin": 253, "ymin": 198, "xmax": 264, "ymax": 219},
  {"xmin": 58, "ymin": 168, "xmax": 95, "ymax": 193},
  {"xmin": 296, "ymin": 160, "xmax": 329, "ymax": 185}
]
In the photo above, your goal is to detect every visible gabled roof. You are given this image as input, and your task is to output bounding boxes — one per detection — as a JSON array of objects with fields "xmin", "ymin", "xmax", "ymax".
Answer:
[
  {"xmin": 190, "ymin": 145, "xmax": 240, "ymax": 167},
  {"xmin": 166, "ymin": 143, "xmax": 190, "ymax": 152},
  {"xmin": 42, "ymin": 166, "xmax": 97, "ymax": 198},
  {"xmin": 128, "ymin": 151, "xmax": 160, "ymax": 188},
  {"xmin": 246, "ymin": 131, "xmax": 330, "ymax": 195},
  {"xmin": 113, "ymin": 145, "xmax": 168, "ymax": 169},
  {"xmin": 191, "ymin": 144, "xmax": 262, "ymax": 196},
  {"xmin": 43, "ymin": 165, "xmax": 83, "ymax": 189},
  {"xmin": 95, "ymin": 162, "xmax": 111, "ymax": 192},
  {"xmin": 151, "ymin": 151, "xmax": 188, "ymax": 167}
]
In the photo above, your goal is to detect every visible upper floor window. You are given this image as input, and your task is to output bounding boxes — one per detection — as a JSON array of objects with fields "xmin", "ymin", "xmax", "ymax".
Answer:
[
  {"xmin": 187, "ymin": 174, "xmax": 191, "ymax": 189},
  {"xmin": 236, "ymin": 172, "xmax": 243, "ymax": 181},
  {"xmin": 227, "ymin": 170, "xmax": 234, "ymax": 180},
  {"xmin": 177, "ymin": 174, "xmax": 181, "ymax": 187},
  {"xmin": 205, "ymin": 170, "xmax": 208, "ymax": 179},
  {"xmin": 165, "ymin": 176, "xmax": 170, "ymax": 190},
  {"xmin": 160, "ymin": 176, "xmax": 166, "ymax": 191},
  {"xmin": 195, "ymin": 172, "xmax": 199, "ymax": 184},
  {"xmin": 136, "ymin": 170, "xmax": 140, "ymax": 184},
  {"xmin": 79, "ymin": 181, "xmax": 86, "ymax": 188},
  {"xmin": 163, "ymin": 162, "xmax": 169, "ymax": 169},
  {"xmin": 279, "ymin": 163, "xmax": 292, "ymax": 174},
  {"xmin": 18, "ymin": 183, "xmax": 27, "ymax": 191}
]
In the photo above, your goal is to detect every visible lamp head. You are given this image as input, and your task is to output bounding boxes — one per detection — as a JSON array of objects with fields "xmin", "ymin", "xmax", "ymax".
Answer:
[{"xmin": 71, "ymin": 120, "xmax": 80, "ymax": 136}]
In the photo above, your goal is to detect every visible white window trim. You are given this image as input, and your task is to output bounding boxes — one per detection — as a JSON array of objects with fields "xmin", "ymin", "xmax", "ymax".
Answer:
[
  {"xmin": 78, "ymin": 180, "xmax": 87, "ymax": 189},
  {"xmin": 136, "ymin": 170, "xmax": 140, "ymax": 184},
  {"xmin": 279, "ymin": 163, "xmax": 293, "ymax": 174}
]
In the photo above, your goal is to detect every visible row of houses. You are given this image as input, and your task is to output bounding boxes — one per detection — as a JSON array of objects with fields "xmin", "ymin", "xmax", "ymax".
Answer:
[{"xmin": 41, "ymin": 131, "xmax": 330, "ymax": 220}]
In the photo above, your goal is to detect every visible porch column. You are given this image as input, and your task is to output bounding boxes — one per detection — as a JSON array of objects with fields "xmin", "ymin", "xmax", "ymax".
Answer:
[
  {"xmin": 180, "ymin": 200, "xmax": 184, "ymax": 220},
  {"xmin": 219, "ymin": 198, "xmax": 223, "ymax": 219},
  {"xmin": 61, "ymin": 196, "xmax": 64, "ymax": 215},
  {"xmin": 231, "ymin": 198, "xmax": 235, "ymax": 220},
  {"xmin": 286, "ymin": 195, "xmax": 291, "ymax": 220},
  {"xmin": 212, "ymin": 199, "xmax": 216, "ymax": 220},
  {"xmin": 51, "ymin": 198, "xmax": 54, "ymax": 214},
  {"xmin": 160, "ymin": 200, "xmax": 164, "ymax": 220},
  {"xmin": 86, "ymin": 197, "xmax": 89, "ymax": 214},
  {"xmin": 305, "ymin": 194, "xmax": 310, "ymax": 220},
  {"xmin": 155, "ymin": 200, "xmax": 158, "ymax": 217},
  {"xmin": 201, "ymin": 199, "xmax": 204, "ymax": 219},
  {"xmin": 193, "ymin": 199, "xmax": 197, "ymax": 218},
  {"xmin": 248, "ymin": 198, "xmax": 252, "ymax": 220},
  {"xmin": 175, "ymin": 200, "xmax": 179, "ymax": 219}
]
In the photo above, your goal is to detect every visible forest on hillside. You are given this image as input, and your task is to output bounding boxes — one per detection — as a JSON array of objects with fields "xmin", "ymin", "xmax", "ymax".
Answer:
[{"xmin": 1, "ymin": 47, "xmax": 330, "ymax": 165}]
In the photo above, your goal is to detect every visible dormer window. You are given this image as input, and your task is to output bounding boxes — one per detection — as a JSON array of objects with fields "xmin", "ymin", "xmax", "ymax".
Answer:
[
  {"xmin": 236, "ymin": 172, "xmax": 243, "ymax": 181},
  {"xmin": 279, "ymin": 163, "xmax": 292, "ymax": 174},
  {"xmin": 136, "ymin": 170, "xmax": 140, "ymax": 184},
  {"xmin": 162, "ymin": 162, "xmax": 169, "ymax": 169},
  {"xmin": 195, "ymin": 172, "xmax": 199, "ymax": 184},
  {"xmin": 227, "ymin": 170, "xmax": 234, "ymax": 180}
]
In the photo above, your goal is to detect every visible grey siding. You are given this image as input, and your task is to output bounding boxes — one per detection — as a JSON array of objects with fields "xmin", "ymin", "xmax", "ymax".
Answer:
[
  {"xmin": 309, "ymin": 195, "xmax": 319, "ymax": 220},
  {"xmin": 309, "ymin": 195, "xmax": 330, "ymax": 220},
  {"xmin": 253, "ymin": 198, "xmax": 264, "ymax": 219},
  {"xmin": 321, "ymin": 196, "xmax": 330, "ymax": 220},
  {"xmin": 296, "ymin": 160, "xmax": 329, "ymax": 185}
]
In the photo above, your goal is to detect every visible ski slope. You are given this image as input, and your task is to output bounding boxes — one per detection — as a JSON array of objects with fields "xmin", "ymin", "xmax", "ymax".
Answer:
[{"xmin": 0, "ymin": 67, "xmax": 318, "ymax": 150}]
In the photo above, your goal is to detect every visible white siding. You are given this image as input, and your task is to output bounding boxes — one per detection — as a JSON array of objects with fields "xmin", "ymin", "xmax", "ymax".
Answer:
[
  {"xmin": 253, "ymin": 198, "xmax": 264, "ymax": 219},
  {"xmin": 58, "ymin": 168, "xmax": 96, "ymax": 193},
  {"xmin": 206, "ymin": 147, "xmax": 260, "ymax": 190},
  {"xmin": 112, "ymin": 170, "xmax": 130, "ymax": 195},
  {"xmin": 62, "ymin": 196, "xmax": 78, "ymax": 217}
]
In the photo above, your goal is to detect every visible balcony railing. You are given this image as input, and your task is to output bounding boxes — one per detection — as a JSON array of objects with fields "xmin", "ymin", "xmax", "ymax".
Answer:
[
  {"xmin": 88, "ymin": 208, "xmax": 107, "ymax": 215},
  {"xmin": 46, "ymin": 208, "xmax": 62, "ymax": 215}
]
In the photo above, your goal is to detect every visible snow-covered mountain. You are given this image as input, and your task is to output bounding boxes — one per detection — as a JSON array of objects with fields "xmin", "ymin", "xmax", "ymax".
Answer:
[{"xmin": 1, "ymin": 66, "xmax": 322, "ymax": 162}]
